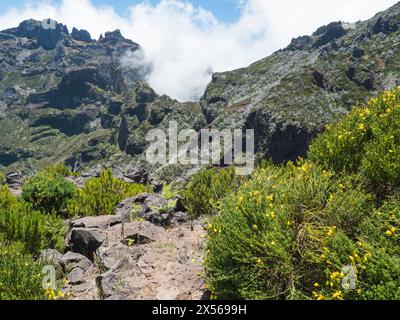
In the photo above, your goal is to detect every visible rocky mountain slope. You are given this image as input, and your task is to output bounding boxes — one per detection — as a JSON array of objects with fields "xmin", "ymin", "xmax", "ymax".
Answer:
[
  {"xmin": 1, "ymin": 3, "xmax": 400, "ymax": 182},
  {"xmin": 0, "ymin": 19, "xmax": 205, "ymax": 183},
  {"xmin": 202, "ymin": 2, "xmax": 400, "ymax": 163}
]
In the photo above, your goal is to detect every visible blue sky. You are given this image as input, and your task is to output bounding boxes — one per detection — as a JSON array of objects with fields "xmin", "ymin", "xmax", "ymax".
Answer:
[{"xmin": 0, "ymin": 0, "xmax": 242, "ymax": 23}]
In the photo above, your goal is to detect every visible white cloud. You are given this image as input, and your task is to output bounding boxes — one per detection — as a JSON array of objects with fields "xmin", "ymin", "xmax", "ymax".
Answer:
[{"xmin": 0, "ymin": 0, "xmax": 398, "ymax": 101}]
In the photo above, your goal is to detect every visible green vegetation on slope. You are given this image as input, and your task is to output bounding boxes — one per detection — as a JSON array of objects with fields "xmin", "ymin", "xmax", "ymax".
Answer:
[
  {"xmin": 0, "ymin": 165, "xmax": 151, "ymax": 300},
  {"xmin": 1, "ymin": 87, "xmax": 400, "ymax": 300},
  {"xmin": 204, "ymin": 88, "xmax": 400, "ymax": 300},
  {"xmin": 67, "ymin": 168, "xmax": 152, "ymax": 217}
]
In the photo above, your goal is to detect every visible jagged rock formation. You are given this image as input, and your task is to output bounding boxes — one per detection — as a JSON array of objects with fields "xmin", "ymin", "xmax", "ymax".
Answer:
[
  {"xmin": 0, "ymin": 19, "xmax": 204, "ymax": 183},
  {"xmin": 1, "ymin": 3, "xmax": 400, "ymax": 181}
]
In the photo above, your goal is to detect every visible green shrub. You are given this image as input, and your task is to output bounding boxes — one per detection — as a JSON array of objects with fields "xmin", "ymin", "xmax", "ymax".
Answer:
[
  {"xmin": 337, "ymin": 197, "xmax": 400, "ymax": 300},
  {"xmin": 161, "ymin": 183, "xmax": 179, "ymax": 201},
  {"xmin": 205, "ymin": 161, "xmax": 374, "ymax": 300},
  {"xmin": 67, "ymin": 168, "xmax": 152, "ymax": 217},
  {"xmin": 309, "ymin": 88, "xmax": 400, "ymax": 194},
  {"xmin": 0, "ymin": 202, "xmax": 66, "ymax": 254},
  {"xmin": 42, "ymin": 213, "xmax": 68, "ymax": 252},
  {"xmin": 0, "ymin": 171, "xmax": 5, "ymax": 184},
  {"xmin": 0, "ymin": 184, "xmax": 18, "ymax": 210},
  {"xmin": 202, "ymin": 89, "xmax": 400, "ymax": 301},
  {"xmin": 22, "ymin": 166, "xmax": 76, "ymax": 216},
  {"xmin": 42, "ymin": 163, "xmax": 74, "ymax": 177},
  {"xmin": 183, "ymin": 167, "xmax": 242, "ymax": 218},
  {"xmin": 0, "ymin": 242, "xmax": 46, "ymax": 300}
]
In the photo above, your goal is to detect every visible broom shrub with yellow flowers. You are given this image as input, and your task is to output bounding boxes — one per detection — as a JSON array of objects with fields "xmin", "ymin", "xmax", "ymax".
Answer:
[
  {"xmin": 205, "ymin": 161, "xmax": 374, "ymax": 299},
  {"xmin": 309, "ymin": 87, "xmax": 400, "ymax": 196},
  {"xmin": 0, "ymin": 241, "xmax": 46, "ymax": 300},
  {"xmin": 204, "ymin": 88, "xmax": 400, "ymax": 300},
  {"xmin": 0, "ymin": 240, "xmax": 67, "ymax": 300}
]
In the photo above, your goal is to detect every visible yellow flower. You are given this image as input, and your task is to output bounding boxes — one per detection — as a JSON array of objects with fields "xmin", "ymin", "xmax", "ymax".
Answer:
[
  {"xmin": 332, "ymin": 290, "xmax": 343, "ymax": 300},
  {"xmin": 386, "ymin": 230, "xmax": 394, "ymax": 237},
  {"xmin": 314, "ymin": 282, "xmax": 320, "ymax": 288},
  {"xmin": 327, "ymin": 226, "xmax": 336, "ymax": 237},
  {"xmin": 330, "ymin": 271, "xmax": 341, "ymax": 280},
  {"xmin": 268, "ymin": 212, "xmax": 276, "ymax": 219},
  {"xmin": 266, "ymin": 194, "xmax": 274, "ymax": 202}
]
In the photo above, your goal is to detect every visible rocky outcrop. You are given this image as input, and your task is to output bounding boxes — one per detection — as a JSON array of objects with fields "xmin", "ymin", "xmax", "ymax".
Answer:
[
  {"xmin": 71, "ymin": 27, "xmax": 92, "ymax": 43},
  {"xmin": 312, "ymin": 22, "xmax": 347, "ymax": 48},
  {"xmin": 94, "ymin": 219, "xmax": 206, "ymax": 300},
  {"xmin": 67, "ymin": 228, "xmax": 106, "ymax": 260},
  {"xmin": 47, "ymin": 191, "xmax": 207, "ymax": 300},
  {"xmin": 2, "ymin": 19, "xmax": 69, "ymax": 50},
  {"xmin": 115, "ymin": 193, "xmax": 189, "ymax": 227}
]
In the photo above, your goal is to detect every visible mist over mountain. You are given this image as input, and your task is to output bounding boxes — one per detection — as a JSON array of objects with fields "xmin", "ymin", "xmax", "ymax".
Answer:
[
  {"xmin": 0, "ymin": 0, "xmax": 397, "ymax": 101},
  {"xmin": 1, "ymin": 2, "xmax": 400, "ymax": 184}
]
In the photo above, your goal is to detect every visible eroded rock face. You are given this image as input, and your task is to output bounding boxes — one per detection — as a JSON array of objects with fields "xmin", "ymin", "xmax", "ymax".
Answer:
[{"xmin": 0, "ymin": 19, "xmax": 154, "ymax": 173}]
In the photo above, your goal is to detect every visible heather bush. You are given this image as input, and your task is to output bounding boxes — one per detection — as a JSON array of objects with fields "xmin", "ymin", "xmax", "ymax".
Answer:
[
  {"xmin": 0, "ymin": 202, "xmax": 66, "ymax": 254},
  {"xmin": 67, "ymin": 168, "xmax": 152, "ymax": 217},
  {"xmin": 22, "ymin": 165, "xmax": 76, "ymax": 216},
  {"xmin": 183, "ymin": 167, "xmax": 242, "ymax": 218}
]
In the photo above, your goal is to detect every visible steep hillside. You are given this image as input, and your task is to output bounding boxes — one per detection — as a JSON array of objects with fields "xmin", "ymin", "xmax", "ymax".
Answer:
[
  {"xmin": 202, "ymin": 2, "xmax": 400, "ymax": 162},
  {"xmin": 1, "ymin": 2, "xmax": 400, "ymax": 182},
  {"xmin": 0, "ymin": 20, "xmax": 205, "ymax": 183}
]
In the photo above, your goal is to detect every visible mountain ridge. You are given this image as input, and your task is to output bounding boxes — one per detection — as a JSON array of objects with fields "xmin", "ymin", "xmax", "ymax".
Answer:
[{"xmin": 1, "ymin": 2, "xmax": 400, "ymax": 184}]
